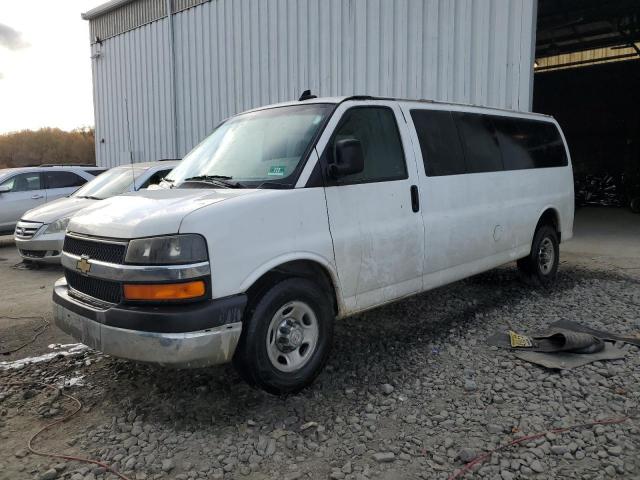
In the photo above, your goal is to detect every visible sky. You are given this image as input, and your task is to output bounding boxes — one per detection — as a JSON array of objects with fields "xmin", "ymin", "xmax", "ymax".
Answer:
[{"xmin": 0, "ymin": 0, "xmax": 105, "ymax": 134}]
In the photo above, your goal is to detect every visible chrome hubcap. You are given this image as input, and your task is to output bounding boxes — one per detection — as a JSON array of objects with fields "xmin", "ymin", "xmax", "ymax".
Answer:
[
  {"xmin": 538, "ymin": 237, "xmax": 555, "ymax": 275},
  {"xmin": 266, "ymin": 301, "xmax": 318, "ymax": 372}
]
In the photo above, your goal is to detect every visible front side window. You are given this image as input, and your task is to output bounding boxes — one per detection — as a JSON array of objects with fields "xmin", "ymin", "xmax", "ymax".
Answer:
[
  {"xmin": 327, "ymin": 107, "xmax": 407, "ymax": 184},
  {"xmin": 166, "ymin": 104, "xmax": 332, "ymax": 188},
  {"xmin": 140, "ymin": 169, "xmax": 173, "ymax": 189},
  {"xmin": 0, "ymin": 172, "xmax": 42, "ymax": 192},
  {"xmin": 45, "ymin": 171, "xmax": 87, "ymax": 189},
  {"xmin": 84, "ymin": 168, "xmax": 108, "ymax": 176}
]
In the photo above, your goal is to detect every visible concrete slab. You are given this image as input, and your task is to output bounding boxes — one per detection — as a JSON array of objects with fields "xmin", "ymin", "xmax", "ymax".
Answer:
[{"xmin": 563, "ymin": 206, "xmax": 640, "ymax": 272}]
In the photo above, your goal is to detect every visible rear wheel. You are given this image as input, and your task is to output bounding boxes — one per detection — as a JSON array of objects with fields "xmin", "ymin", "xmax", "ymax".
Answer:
[
  {"xmin": 233, "ymin": 278, "xmax": 333, "ymax": 394},
  {"xmin": 517, "ymin": 224, "xmax": 559, "ymax": 286}
]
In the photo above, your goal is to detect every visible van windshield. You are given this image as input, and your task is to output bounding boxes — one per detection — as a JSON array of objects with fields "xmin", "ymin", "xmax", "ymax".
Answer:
[{"xmin": 166, "ymin": 104, "xmax": 332, "ymax": 188}]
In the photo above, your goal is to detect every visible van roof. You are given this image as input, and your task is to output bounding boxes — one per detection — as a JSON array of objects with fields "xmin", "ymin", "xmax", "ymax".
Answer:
[{"xmin": 244, "ymin": 95, "xmax": 554, "ymax": 121}]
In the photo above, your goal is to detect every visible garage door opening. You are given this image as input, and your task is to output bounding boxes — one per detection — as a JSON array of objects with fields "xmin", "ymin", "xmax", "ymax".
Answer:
[{"xmin": 534, "ymin": 0, "xmax": 640, "ymax": 213}]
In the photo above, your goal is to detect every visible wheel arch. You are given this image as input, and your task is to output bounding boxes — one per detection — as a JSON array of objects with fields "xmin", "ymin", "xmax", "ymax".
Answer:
[
  {"xmin": 535, "ymin": 206, "xmax": 562, "ymax": 242},
  {"xmin": 241, "ymin": 255, "xmax": 343, "ymax": 317}
]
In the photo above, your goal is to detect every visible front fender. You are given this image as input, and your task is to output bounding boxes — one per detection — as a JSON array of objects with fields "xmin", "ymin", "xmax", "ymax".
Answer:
[{"xmin": 239, "ymin": 252, "xmax": 346, "ymax": 316}]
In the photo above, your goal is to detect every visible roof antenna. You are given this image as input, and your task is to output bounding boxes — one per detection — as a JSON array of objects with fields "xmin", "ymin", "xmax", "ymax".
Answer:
[
  {"xmin": 298, "ymin": 89, "xmax": 317, "ymax": 101},
  {"xmin": 124, "ymin": 97, "xmax": 136, "ymax": 191}
]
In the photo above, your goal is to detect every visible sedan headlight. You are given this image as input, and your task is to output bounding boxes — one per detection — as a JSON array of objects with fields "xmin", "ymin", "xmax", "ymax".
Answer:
[
  {"xmin": 125, "ymin": 234, "xmax": 208, "ymax": 264},
  {"xmin": 44, "ymin": 217, "xmax": 71, "ymax": 234}
]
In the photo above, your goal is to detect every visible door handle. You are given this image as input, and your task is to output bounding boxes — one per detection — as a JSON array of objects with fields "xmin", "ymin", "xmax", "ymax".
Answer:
[
  {"xmin": 410, "ymin": 185, "xmax": 419, "ymax": 213},
  {"xmin": 31, "ymin": 194, "xmax": 44, "ymax": 199}
]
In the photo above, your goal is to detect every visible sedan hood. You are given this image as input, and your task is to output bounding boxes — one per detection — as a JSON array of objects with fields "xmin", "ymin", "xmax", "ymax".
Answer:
[
  {"xmin": 67, "ymin": 188, "xmax": 257, "ymax": 239},
  {"xmin": 22, "ymin": 197, "xmax": 97, "ymax": 224}
]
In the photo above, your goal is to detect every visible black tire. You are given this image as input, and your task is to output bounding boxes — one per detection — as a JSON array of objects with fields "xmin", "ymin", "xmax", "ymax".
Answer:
[
  {"xmin": 517, "ymin": 224, "xmax": 559, "ymax": 287},
  {"xmin": 631, "ymin": 197, "xmax": 640, "ymax": 214},
  {"xmin": 233, "ymin": 278, "xmax": 334, "ymax": 395}
]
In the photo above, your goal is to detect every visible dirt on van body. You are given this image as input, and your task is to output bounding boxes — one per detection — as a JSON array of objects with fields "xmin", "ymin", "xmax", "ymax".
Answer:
[{"xmin": 1, "ymin": 244, "xmax": 639, "ymax": 480}]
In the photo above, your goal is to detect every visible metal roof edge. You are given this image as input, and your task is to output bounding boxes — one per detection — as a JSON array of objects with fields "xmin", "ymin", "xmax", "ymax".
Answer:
[{"xmin": 81, "ymin": 0, "xmax": 137, "ymax": 20}]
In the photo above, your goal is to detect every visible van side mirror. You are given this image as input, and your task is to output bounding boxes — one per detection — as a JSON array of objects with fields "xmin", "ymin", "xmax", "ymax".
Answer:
[
  {"xmin": 0, "ymin": 185, "xmax": 10, "ymax": 194},
  {"xmin": 329, "ymin": 139, "xmax": 365, "ymax": 179}
]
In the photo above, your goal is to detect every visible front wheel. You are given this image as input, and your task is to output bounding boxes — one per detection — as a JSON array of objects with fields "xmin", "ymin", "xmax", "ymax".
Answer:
[
  {"xmin": 517, "ymin": 224, "xmax": 559, "ymax": 286},
  {"xmin": 233, "ymin": 278, "xmax": 334, "ymax": 395}
]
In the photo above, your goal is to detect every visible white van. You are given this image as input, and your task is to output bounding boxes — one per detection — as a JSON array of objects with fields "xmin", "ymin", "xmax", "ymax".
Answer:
[{"xmin": 52, "ymin": 96, "xmax": 574, "ymax": 394}]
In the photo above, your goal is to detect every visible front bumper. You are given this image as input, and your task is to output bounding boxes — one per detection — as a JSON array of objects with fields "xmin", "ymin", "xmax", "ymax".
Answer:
[
  {"xmin": 52, "ymin": 278, "xmax": 246, "ymax": 368},
  {"xmin": 15, "ymin": 233, "xmax": 64, "ymax": 264}
]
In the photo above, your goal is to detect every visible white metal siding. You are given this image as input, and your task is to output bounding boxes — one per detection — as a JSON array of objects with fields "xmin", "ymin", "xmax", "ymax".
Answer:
[
  {"xmin": 91, "ymin": 0, "xmax": 537, "ymax": 166},
  {"xmin": 91, "ymin": 19, "xmax": 177, "ymax": 167}
]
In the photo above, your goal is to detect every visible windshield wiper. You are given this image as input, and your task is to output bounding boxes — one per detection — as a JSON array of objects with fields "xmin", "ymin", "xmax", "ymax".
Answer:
[
  {"xmin": 76, "ymin": 195, "xmax": 102, "ymax": 200},
  {"xmin": 256, "ymin": 181, "xmax": 292, "ymax": 189},
  {"xmin": 182, "ymin": 175, "xmax": 244, "ymax": 189}
]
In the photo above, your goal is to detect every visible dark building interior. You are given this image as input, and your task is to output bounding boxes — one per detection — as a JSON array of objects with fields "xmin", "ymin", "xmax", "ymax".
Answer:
[{"xmin": 534, "ymin": 0, "xmax": 640, "ymax": 210}]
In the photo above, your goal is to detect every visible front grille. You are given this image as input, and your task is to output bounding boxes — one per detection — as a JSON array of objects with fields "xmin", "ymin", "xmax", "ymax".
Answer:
[
  {"xmin": 15, "ymin": 221, "xmax": 43, "ymax": 239},
  {"xmin": 63, "ymin": 235, "xmax": 127, "ymax": 264},
  {"xmin": 19, "ymin": 249, "xmax": 46, "ymax": 258},
  {"xmin": 65, "ymin": 268, "xmax": 122, "ymax": 304}
]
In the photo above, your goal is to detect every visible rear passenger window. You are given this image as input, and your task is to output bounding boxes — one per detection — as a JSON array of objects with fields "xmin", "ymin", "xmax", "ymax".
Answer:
[
  {"xmin": 329, "ymin": 107, "xmax": 407, "ymax": 184},
  {"xmin": 45, "ymin": 171, "xmax": 87, "ymax": 189},
  {"xmin": 493, "ymin": 117, "xmax": 568, "ymax": 170},
  {"xmin": 411, "ymin": 110, "xmax": 466, "ymax": 176},
  {"xmin": 453, "ymin": 113, "xmax": 503, "ymax": 173}
]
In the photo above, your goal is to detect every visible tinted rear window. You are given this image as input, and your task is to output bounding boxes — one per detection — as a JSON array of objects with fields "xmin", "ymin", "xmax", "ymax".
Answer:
[
  {"xmin": 411, "ymin": 109, "xmax": 466, "ymax": 176},
  {"xmin": 493, "ymin": 117, "xmax": 568, "ymax": 170},
  {"xmin": 452, "ymin": 113, "xmax": 503, "ymax": 173},
  {"xmin": 45, "ymin": 171, "xmax": 86, "ymax": 189},
  {"xmin": 411, "ymin": 109, "xmax": 567, "ymax": 177}
]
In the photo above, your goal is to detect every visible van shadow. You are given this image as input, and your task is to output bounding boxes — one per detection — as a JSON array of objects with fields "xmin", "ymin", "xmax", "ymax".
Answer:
[{"xmin": 100, "ymin": 263, "xmax": 597, "ymax": 433}]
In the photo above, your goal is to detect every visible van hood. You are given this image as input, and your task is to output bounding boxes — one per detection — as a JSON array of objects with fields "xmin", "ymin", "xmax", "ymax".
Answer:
[
  {"xmin": 22, "ymin": 197, "xmax": 97, "ymax": 224},
  {"xmin": 67, "ymin": 188, "xmax": 257, "ymax": 239}
]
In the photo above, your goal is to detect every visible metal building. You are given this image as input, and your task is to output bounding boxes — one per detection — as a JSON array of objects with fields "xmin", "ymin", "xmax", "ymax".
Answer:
[{"xmin": 83, "ymin": 0, "xmax": 538, "ymax": 167}]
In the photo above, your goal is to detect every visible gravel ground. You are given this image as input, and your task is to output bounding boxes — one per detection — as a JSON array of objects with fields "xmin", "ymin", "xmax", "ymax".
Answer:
[{"xmin": 1, "ymin": 256, "xmax": 639, "ymax": 480}]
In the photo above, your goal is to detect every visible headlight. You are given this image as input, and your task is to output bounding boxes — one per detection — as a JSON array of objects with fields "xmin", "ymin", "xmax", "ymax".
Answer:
[
  {"xmin": 125, "ymin": 234, "xmax": 208, "ymax": 264},
  {"xmin": 44, "ymin": 217, "xmax": 71, "ymax": 234}
]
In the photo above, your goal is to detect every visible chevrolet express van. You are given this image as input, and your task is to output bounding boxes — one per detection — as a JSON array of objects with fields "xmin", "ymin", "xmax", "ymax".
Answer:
[{"xmin": 53, "ymin": 96, "xmax": 574, "ymax": 394}]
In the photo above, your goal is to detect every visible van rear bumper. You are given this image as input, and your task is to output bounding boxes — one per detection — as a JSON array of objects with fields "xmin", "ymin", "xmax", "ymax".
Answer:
[{"xmin": 52, "ymin": 278, "xmax": 245, "ymax": 368}]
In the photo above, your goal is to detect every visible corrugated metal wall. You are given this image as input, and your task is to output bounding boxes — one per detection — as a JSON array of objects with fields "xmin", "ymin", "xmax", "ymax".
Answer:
[
  {"xmin": 90, "ymin": 0, "xmax": 537, "ymax": 167},
  {"xmin": 91, "ymin": 19, "xmax": 176, "ymax": 167}
]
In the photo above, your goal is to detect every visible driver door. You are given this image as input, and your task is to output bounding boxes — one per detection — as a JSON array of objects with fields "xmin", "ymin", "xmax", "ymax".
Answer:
[{"xmin": 318, "ymin": 101, "xmax": 425, "ymax": 313}]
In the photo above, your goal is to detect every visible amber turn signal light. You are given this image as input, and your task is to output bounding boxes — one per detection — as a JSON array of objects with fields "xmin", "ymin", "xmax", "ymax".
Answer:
[{"xmin": 123, "ymin": 281, "xmax": 206, "ymax": 301}]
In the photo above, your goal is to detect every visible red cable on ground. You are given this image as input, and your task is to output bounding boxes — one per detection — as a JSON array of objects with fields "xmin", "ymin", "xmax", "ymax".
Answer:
[
  {"xmin": 448, "ymin": 416, "xmax": 630, "ymax": 480},
  {"xmin": 1, "ymin": 381, "xmax": 132, "ymax": 480}
]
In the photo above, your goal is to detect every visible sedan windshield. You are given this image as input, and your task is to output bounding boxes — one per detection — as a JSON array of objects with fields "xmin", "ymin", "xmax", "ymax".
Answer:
[
  {"xmin": 166, "ymin": 104, "xmax": 332, "ymax": 188},
  {"xmin": 72, "ymin": 167, "xmax": 145, "ymax": 200}
]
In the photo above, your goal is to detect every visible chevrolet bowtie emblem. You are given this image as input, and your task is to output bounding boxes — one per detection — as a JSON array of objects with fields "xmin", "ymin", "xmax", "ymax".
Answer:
[{"xmin": 77, "ymin": 255, "xmax": 92, "ymax": 274}]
